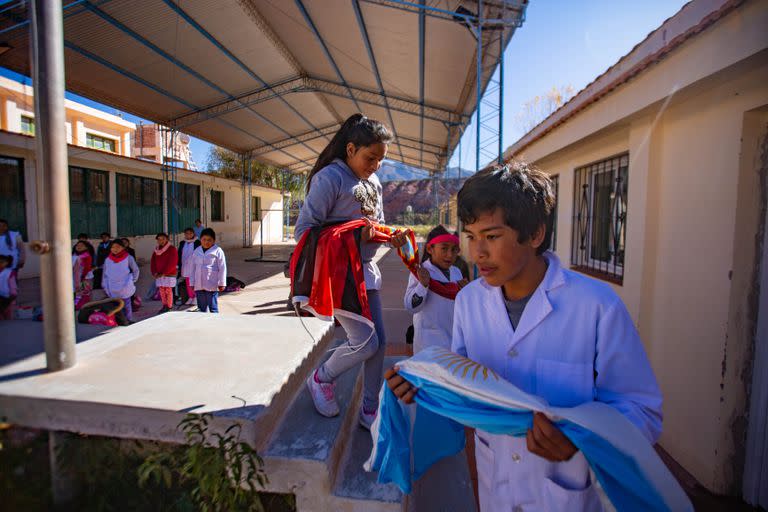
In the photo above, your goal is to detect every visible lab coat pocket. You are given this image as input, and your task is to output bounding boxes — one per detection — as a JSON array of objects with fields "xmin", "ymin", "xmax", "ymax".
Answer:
[
  {"xmin": 474, "ymin": 433, "xmax": 495, "ymax": 511},
  {"xmin": 536, "ymin": 359, "xmax": 594, "ymax": 407},
  {"xmin": 543, "ymin": 476, "xmax": 603, "ymax": 511}
]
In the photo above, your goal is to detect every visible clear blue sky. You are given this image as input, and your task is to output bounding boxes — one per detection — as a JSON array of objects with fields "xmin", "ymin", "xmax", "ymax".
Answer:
[
  {"xmin": 1, "ymin": 0, "xmax": 688, "ymax": 172},
  {"xmin": 449, "ymin": 0, "xmax": 689, "ymax": 170}
]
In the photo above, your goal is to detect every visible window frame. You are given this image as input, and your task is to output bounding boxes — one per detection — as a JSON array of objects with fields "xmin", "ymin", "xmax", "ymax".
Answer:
[
  {"xmin": 570, "ymin": 153, "xmax": 628, "ymax": 285},
  {"xmin": 550, "ymin": 174, "xmax": 559, "ymax": 252},
  {"xmin": 85, "ymin": 132, "xmax": 117, "ymax": 153},
  {"xmin": 251, "ymin": 195, "xmax": 261, "ymax": 222},
  {"xmin": 210, "ymin": 190, "xmax": 224, "ymax": 222},
  {"xmin": 20, "ymin": 115, "xmax": 35, "ymax": 136}
]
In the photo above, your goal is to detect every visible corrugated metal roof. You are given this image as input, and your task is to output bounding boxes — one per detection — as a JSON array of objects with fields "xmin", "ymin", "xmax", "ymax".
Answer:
[{"xmin": 0, "ymin": 0, "xmax": 527, "ymax": 172}]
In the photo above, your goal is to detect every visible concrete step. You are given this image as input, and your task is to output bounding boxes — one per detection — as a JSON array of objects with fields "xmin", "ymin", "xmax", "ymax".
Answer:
[
  {"xmin": 330, "ymin": 356, "xmax": 406, "ymax": 511},
  {"xmin": 261, "ymin": 339, "xmax": 368, "ymax": 510}
]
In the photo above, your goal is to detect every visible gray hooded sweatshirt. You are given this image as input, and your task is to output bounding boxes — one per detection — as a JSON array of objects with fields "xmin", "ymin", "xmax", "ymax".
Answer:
[{"xmin": 294, "ymin": 159, "xmax": 385, "ymax": 290}]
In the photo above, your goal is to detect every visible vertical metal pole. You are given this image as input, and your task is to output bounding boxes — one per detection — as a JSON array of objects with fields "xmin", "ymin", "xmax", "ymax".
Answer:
[
  {"xmin": 31, "ymin": 0, "xmax": 75, "ymax": 371},
  {"xmin": 498, "ymin": 32, "xmax": 504, "ymax": 164},
  {"xmin": 241, "ymin": 154, "xmax": 246, "ymax": 248},
  {"xmin": 475, "ymin": 0, "xmax": 482, "ymax": 173},
  {"xmin": 248, "ymin": 155, "xmax": 253, "ymax": 246}
]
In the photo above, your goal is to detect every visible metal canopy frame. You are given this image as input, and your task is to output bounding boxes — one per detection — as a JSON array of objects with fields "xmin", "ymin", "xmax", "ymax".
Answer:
[{"xmin": 0, "ymin": 0, "xmax": 527, "ymax": 175}]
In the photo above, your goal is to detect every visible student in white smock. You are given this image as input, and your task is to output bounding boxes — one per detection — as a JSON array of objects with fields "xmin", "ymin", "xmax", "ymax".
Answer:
[
  {"xmin": 386, "ymin": 163, "xmax": 662, "ymax": 512},
  {"xmin": 404, "ymin": 225, "xmax": 467, "ymax": 353}
]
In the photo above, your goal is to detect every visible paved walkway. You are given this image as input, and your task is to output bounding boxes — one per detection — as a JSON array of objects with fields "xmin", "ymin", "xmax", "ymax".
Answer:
[{"xmin": 0, "ymin": 243, "xmax": 415, "ymax": 365}]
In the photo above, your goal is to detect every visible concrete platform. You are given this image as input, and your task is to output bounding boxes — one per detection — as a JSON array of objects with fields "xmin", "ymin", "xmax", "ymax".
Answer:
[{"xmin": 0, "ymin": 312, "xmax": 334, "ymax": 449}]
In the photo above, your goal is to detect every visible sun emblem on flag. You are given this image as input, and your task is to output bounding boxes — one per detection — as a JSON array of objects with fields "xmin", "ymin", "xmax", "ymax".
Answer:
[{"xmin": 432, "ymin": 348, "xmax": 499, "ymax": 381}]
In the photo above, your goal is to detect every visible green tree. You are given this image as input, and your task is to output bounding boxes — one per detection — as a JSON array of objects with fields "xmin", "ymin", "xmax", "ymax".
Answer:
[{"xmin": 206, "ymin": 146, "xmax": 306, "ymax": 199}]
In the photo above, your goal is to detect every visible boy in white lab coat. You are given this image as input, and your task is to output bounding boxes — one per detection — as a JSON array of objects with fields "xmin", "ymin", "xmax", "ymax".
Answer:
[
  {"xmin": 190, "ymin": 228, "xmax": 227, "ymax": 313},
  {"xmin": 386, "ymin": 162, "xmax": 662, "ymax": 511}
]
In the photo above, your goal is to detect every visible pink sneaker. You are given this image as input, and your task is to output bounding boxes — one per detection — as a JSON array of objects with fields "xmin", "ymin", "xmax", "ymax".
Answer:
[
  {"xmin": 306, "ymin": 370, "xmax": 339, "ymax": 417},
  {"xmin": 359, "ymin": 406, "xmax": 377, "ymax": 430}
]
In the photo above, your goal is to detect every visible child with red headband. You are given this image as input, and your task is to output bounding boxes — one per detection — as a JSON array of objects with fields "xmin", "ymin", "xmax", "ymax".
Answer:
[{"xmin": 405, "ymin": 225, "xmax": 468, "ymax": 353}]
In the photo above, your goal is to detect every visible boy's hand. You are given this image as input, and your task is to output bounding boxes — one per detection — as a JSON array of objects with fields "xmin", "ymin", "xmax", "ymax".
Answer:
[
  {"xmin": 526, "ymin": 412, "xmax": 577, "ymax": 462},
  {"xmin": 416, "ymin": 266, "xmax": 431, "ymax": 287},
  {"xmin": 384, "ymin": 367, "xmax": 417, "ymax": 404},
  {"xmin": 457, "ymin": 278, "xmax": 469, "ymax": 289},
  {"xmin": 389, "ymin": 229, "xmax": 411, "ymax": 249}
]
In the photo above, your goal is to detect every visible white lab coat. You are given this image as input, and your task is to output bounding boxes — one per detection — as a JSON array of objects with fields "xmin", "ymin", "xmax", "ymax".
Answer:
[
  {"xmin": 190, "ymin": 245, "xmax": 227, "ymax": 292},
  {"xmin": 102, "ymin": 255, "xmax": 139, "ymax": 299},
  {"xmin": 452, "ymin": 251, "xmax": 662, "ymax": 512},
  {"xmin": 179, "ymin": 240, "xmax": 197, "ymax": 278},
  {"xmin": 404, "ymin": 259, "xmax": 463, "ymax": 353}
]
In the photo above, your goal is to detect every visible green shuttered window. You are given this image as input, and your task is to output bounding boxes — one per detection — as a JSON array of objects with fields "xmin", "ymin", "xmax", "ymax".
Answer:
[
  {"xmin": 69, "ymin": 167, "xmax": 109, "ymax": 238},
  {"xmin": 0, "ymin": 156, "xmax": 26, "ymax": 239},
  {"xmin": 168, "ymin": 182, "xmax": 200, "ymax": 233},
  {"xmin": 117, "ymin": 174, "xmax": 163, "ymax": 236}
]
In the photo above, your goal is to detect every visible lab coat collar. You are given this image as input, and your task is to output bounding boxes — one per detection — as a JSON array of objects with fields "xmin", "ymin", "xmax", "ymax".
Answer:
[
  {"xmin": 479, "ymin": 251, "xmax": 566, "ymax": 346},
  {"xmin": 422, "ymin": 259, "xmax": 451, "ymax": 283}
]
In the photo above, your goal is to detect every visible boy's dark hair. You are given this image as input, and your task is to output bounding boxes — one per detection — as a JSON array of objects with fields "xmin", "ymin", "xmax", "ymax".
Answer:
[
  {"xmin": 200, "ymin": 228, "xmax": 216, "ymax": 240},
  {"xmin": 306, "ymin": 114, "xmax": 392, "ymax": 193},
  {"xmin": 77, "ymin": 233, "xmax": 89, "ymax": 239},
  {"xmin": 421, "ymin": 225, "xmax": 450, "ymax": 263},
  {"xmin": 183, "ymin": 227, "xmax": 194, "ymax": 233},
  {"xmin": 195, "ymin": 219, "xmax": 202, "ymax": 223},
  {"xmin": 0, "ymin": 219, "xmax": 7, "ymax": 225},
  {"xmin": 110, "ymin": 239, "xmax": 125, "ymax": 249},
  {"xmin": 458, "ymin": 161, "xmax": 556, "ymax": 255},
  {"xmin": 100, "ymin": 232, "xmax": 110, "ymax": 238},
  {"xmin": 155, "ymin": 232, "xmax": 169, "ymax": 239}
]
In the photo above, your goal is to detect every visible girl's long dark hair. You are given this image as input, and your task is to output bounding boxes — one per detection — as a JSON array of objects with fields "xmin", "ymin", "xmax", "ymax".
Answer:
[
  {"xmin": 306, "ymin": 114, "xmax": 393, "ymax": 193},
  {"xmin": 422, "ymin": 225, "xmax": 450, "ymax": 263}
]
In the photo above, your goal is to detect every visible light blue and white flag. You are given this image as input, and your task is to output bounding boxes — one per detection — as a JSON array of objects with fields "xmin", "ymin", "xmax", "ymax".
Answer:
[{"xmin": 365, "ymin": 346, "xmax": 692, "ymax": 512}]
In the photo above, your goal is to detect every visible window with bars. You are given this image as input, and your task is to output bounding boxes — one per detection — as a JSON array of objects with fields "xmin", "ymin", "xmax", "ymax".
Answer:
[
  {"xmin": 86, "ymin": 133, "xmax": 117, "ymax": 153},
  {"xmin": 550, "ymin": 174, "xmax": 559, "ymax": 252},
  {"xmin": 211, "ymin": 190, "xmax": 224, "ymax": 222},
  {"xmin": 571, "ymin": 153, "xmax": 628, "ymax": 285},
  {"xmin": 116, "ymin": 174, "xmax": 162, "ymax": 236},
  {"xmin": 20, "ymin": 115, "xmax": 34, "ymax": 136},
  {"xmin": 251, "ymin": 196, "xmax": 261, "ymax": 221},
  {"xmin": 69, "ymin": 167, "xmax": 109, "ymax": 237}
]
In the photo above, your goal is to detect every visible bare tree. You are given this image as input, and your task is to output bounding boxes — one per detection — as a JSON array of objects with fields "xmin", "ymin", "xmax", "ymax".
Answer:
[{"xmin": 515, "ymin": 85, "xmax": 575, "ymax": 133}]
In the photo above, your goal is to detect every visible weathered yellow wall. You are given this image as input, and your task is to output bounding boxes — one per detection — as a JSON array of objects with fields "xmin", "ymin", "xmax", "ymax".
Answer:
[{"xmin": 523, "ymin": 51, "xmax": 768, "ymax": 493}]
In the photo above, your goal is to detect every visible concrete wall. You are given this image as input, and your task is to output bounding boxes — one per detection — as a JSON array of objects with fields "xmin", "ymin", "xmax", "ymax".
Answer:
[
  {"xmin": 506, "ymin": 17, "xmax": 768, "ymax": 494},
  {"xmin": 0, "ymin": 131, "xmax": 284, "ymax": 278}
]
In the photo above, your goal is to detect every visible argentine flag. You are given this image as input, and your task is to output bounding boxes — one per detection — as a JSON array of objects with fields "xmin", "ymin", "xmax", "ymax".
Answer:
[{"xmin": 365, "ymin": 346, "xmax": 693, "ymax": 511}]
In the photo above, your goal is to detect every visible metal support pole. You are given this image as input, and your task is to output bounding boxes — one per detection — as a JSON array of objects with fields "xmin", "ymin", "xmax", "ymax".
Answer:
[
  {"xmin": 241, "ymin": 154, "xmax": 247, "ymax": 248},
  {"xmin": 248, "ymin": 155, "xmax": 253, "ymax": 246},
  {"xmin": 498, "ymin": 31, "xmax": 504, "ymax": 164},
  {"xmin": 30, "ymin": 0, "xmax": 76, "ymax": 371},
  {"xmin": 475, "ymin": 0, "xmax": 482, "ymax": 174}
]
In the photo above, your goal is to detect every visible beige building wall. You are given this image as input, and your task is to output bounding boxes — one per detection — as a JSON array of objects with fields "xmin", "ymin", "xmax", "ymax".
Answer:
[
  {"xmin": 0, "ymin": 76, "xmax": 135, "ymax": 157},
  {"xmin": 502, "ymin": 0, "xmax": 768, "ymax": 495}
]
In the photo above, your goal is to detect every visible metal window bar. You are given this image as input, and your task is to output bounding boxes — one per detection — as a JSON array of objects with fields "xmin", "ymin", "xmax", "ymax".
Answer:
[
  {"xmin": 551, "ymin": 174, "xmax": 559, "ymax": 252},
  {"xmin": 571, "ymin": 153, "xmax": 629, "ymax": 284}
]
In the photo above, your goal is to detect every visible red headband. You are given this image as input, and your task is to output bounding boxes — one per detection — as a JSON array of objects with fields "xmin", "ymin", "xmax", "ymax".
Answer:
[{"xmin": 427, "ymin": 234, "xmax": 460, "ymax": 247}]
